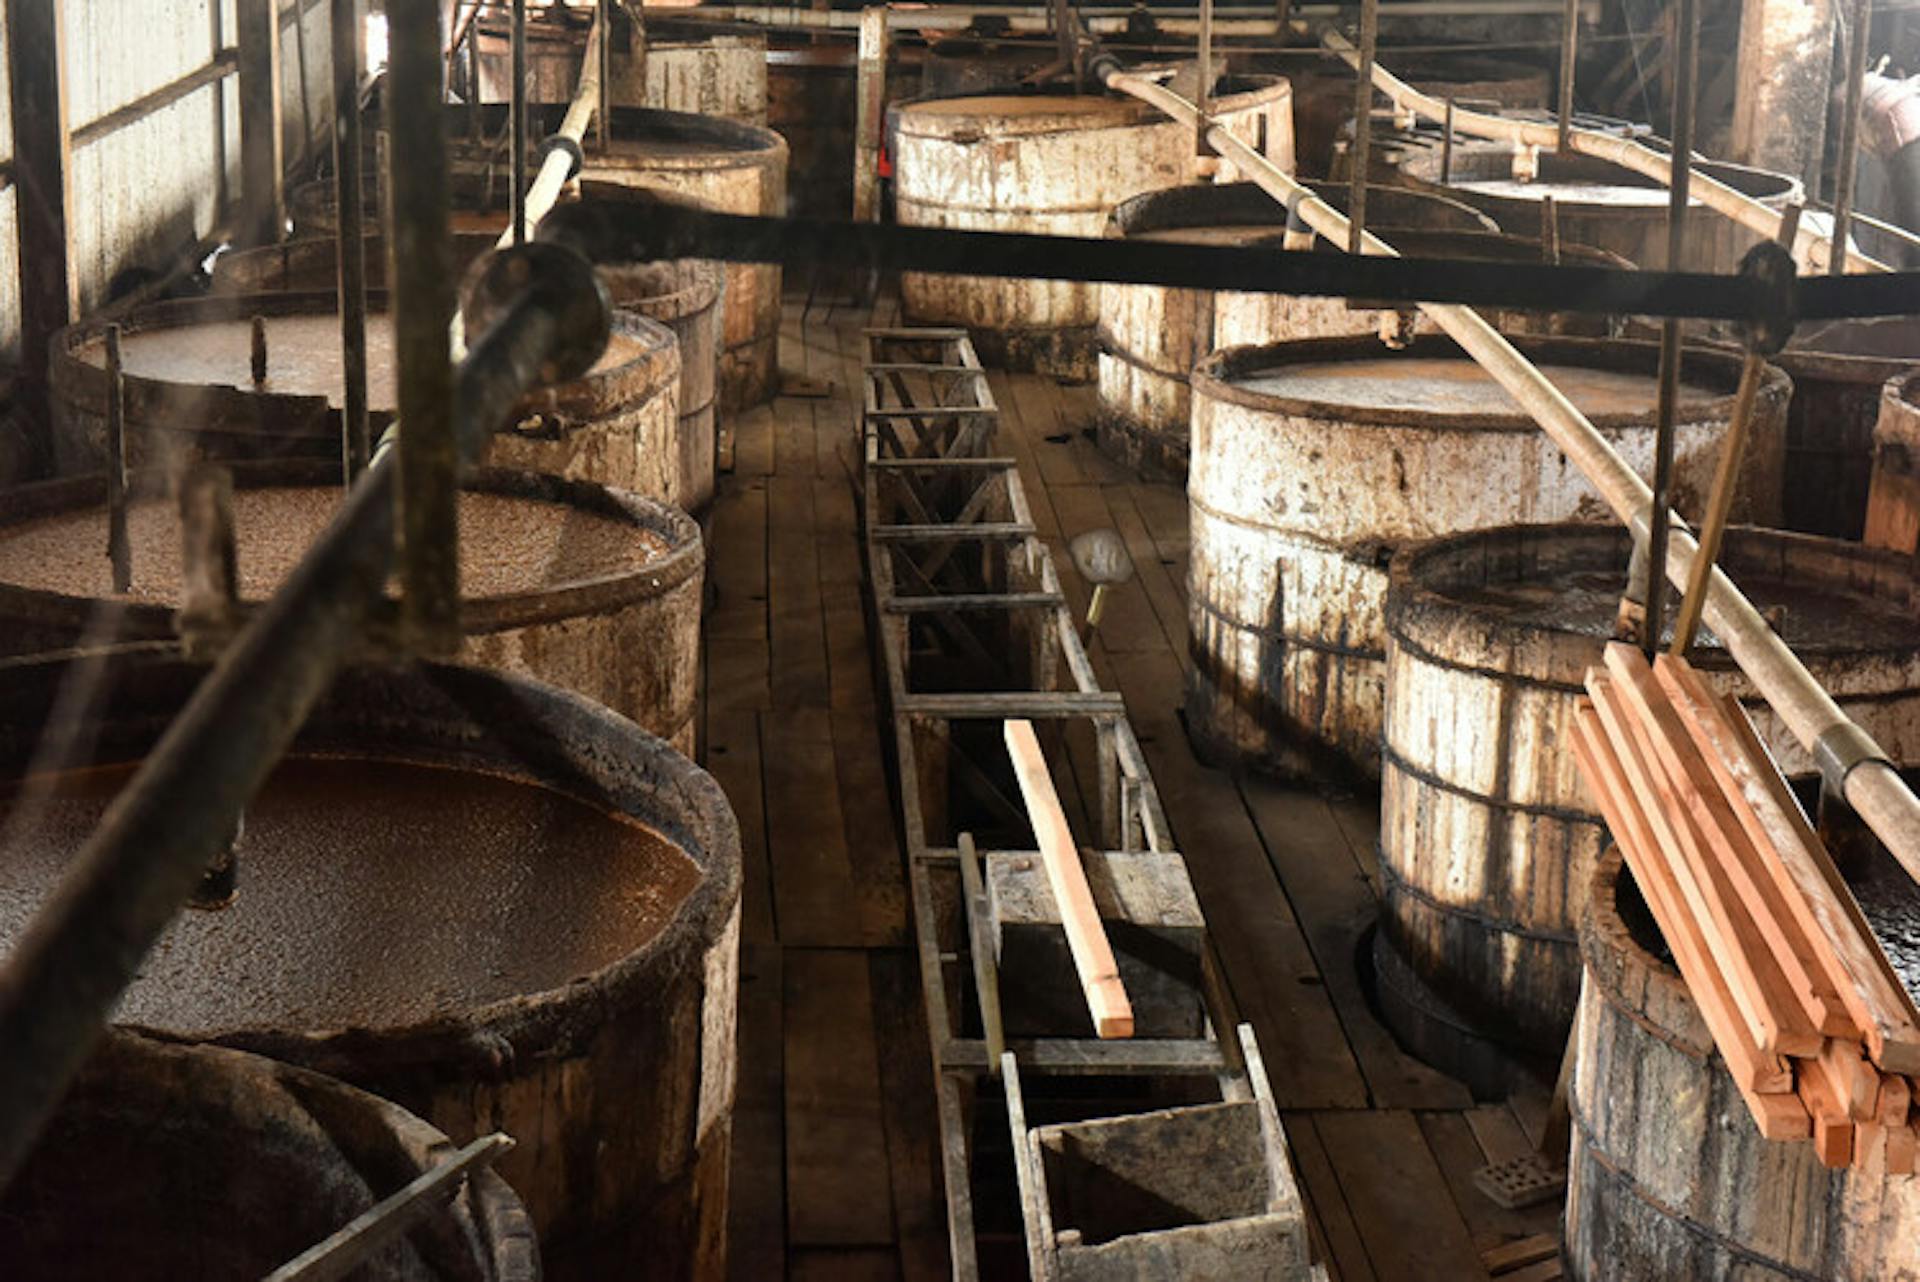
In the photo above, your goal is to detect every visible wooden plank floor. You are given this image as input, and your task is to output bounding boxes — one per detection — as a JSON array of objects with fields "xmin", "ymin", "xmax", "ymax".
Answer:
[{"xmin": 708, "ymin": 288, "xmax": 1560, "ymax": 1281}]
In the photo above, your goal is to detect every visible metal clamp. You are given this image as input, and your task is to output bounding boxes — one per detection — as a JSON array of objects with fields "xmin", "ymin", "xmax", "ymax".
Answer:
[
  {"xmin": 1813, "ymin": 721, "xmax": 1890, "ymax": 793},
  {"xmin": 538, "ymin": 133, "xmax": 586, "ymax": 182},
  {"xmin": 1738, "ymin": 239, "xmax": 1797, "ymax": 356}
]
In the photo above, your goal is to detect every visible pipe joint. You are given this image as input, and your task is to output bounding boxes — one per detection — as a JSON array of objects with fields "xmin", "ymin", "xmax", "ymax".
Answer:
[
  {"xmin": 538, "ymin": 133, "xmax": 586, "ymax": 182},
  {"xmin": 1814, "ymin": 721, "xmax": 1892, "ymax": 795}
]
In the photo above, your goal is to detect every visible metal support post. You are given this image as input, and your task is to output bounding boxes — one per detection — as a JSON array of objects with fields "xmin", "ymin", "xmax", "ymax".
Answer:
[
  {"xmin": 387, "ymin": 0, "xmax": 460, "ymax": 655},
  {"xmin": 331, "ymin": 0, "xmax": 370, "ymax": 480}
]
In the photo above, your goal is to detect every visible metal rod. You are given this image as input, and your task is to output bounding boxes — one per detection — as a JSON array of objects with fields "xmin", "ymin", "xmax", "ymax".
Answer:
[
  {"xmin": 1668, "ymin": 354, "xmax": 1763, "ymax": 655},
  {"xmin": 1641, "ymin": 0, "xmax": 1698, "ymax": 655},
  {"xmin": 1092, "ymin": 61, "xmax": 1920, "ymax": 885},
  {"xmin": 1322, "ymin": 29, "xmax": 1891, "ymax": 274},
  {"xmin": 596, "ymin": 0, "xmax": 612, "ymax": 153},
  {"xmin": 1196, "ymin": 0, "xmax": 1214, "ymax": 161},
  {"xmin": 265, "ymin": 1133, "xmax": 515, "ymax": 1282},
  {"xmin": 1540, "ymin": 193, "xmax": 1559, "ymax": 262},
  {"xmin": 1346, "ymin": 0, "xmax": 1378, "ymax": 254},
  {"xmin": 104, "ymin": 325, "xmax": 130, "ymax": 595},
  {"xmin": 1828, "ymin": 0, "xmax": 1873, "ymax": 276},
  {"xmin": 0, "ymin": 257, "xmax": 595, "ymax": 1192},
  {"xmin": 250, "ymin": 314, "xmax": 269, "ymax": 384},
  {"xmin": 331, "ymin": 0, "xmax": 369, "ymax": 480},
  {"xmin": 1670, "ymin": 202, "xmax": 1804, "ymax": 656},
  {"xmin": 1557, "ymin": 0, "xmax": 1577, "ymax": 151},
  {"xmin": 1441, "ymin": 95, "xmax": 1454, "ymax": 182},
  {"xmin": 511, "ymin": 0, "xmax": 528, "ymax": 246},
  {"xmin": 291, "ymin": 0, "xmax": 314, "ymax": 171},
  {"xmin": 388, "ymin": 0, "xmax": 459, "ymax": 655}
]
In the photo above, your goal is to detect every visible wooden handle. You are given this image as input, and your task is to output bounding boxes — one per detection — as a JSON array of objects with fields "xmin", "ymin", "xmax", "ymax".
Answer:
[{"xmin": 1003, "ymin": 719, "xmax": 1134, "ymax": 1039}]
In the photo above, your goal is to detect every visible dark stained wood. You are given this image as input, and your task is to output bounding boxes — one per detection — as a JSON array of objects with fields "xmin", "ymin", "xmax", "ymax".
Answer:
[
  {"xmin": 1313, "ymin": 1109, "xmax": 1486, "ymax": 1281},
  {"xmin": 706, "ymin": 711, "xmax": 775, "ymax": 946},
  {"xmin": 235, "ymin": 0, "xmax": 284, "ymax": 247},
  {"xmin": 764, "ymin": 706, "xmax": 864, "ymax": 946},
  {"xmin": 1107, "ymin": 645, "xmax": 1369, "ymax": 1110},
  {"xmin": 1283, "ymin": 1109, "xmax": 1378, "ymax": 1282},
  {"xmin": 768, "ymin": 473, "xmax": 832, "ymax": 708},
  {"xmin": 1418, "ymin": 1109, "xmax": 1560, "ymax": 1249},
  {"xmin": 790, "ymin": 1247, "xmax": 903, "ymax": 1281},
  {"xmin": 708, "ymin": 478, "xmax": 769, "ymax": 643},
  {"xmin": 728, "ymin": 942, "xmax": 787, "ymax": 1282},
  {"xmin": 786, "ymin": 948, "xmax": 898, "ymax": 1246},
  {"xmin": 1241, "ymin": 778, "xmax": 1474, "ymax": 1111},
  {"xmin": 868, "ymin": 950, "xmax": 952, "ymax": 1282},
  {"xmin": 7, "ymin": 0, "xmax": 75, "ymax": 474}
]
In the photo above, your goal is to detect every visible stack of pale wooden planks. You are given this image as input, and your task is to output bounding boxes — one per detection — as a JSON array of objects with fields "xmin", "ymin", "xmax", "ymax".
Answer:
[{"xmin": 1573, "ymin": 643, "xmax": 1920, "ymax": 1173}]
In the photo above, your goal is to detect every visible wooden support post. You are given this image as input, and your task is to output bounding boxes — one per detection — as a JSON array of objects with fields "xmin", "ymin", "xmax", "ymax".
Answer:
[
  {"xmin": 852, "ymin": 6, "xmax": 888, "ymax": 223},
  {"xmin": 1557, "ymin": 0, "xmax": 1577, "ymax": 150},
  {"xmin": 7, "ymin": 0, "xmax": 75, "ymax": 476},
  {"xmin": 1346, "ymin": 0, "xmax": 1379, "ymax": 255},
  {"xmin": 236, "ymin": 0, "xmax": 285, "ymax": 247},
  {"xmin": 1730, "ymin": 0, "xmax": 1835, "ymax": 192},
  {"xmin": 1003, "ymin": 719, "xmax": 1133, "ymax": 1038},
  {"xmin": 1828, "ymin": 0, "xmax": 1873, "ymax": 276}
]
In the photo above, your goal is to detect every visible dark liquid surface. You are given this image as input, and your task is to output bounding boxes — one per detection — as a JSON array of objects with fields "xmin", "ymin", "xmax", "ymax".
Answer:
[
  {"xmin": 1438, "ymin": 567, "xmax": 1919, "ymax": 651},
  {"xmin": 0, "ymin": 756, "xmax": 700, "ymax": 1036}
]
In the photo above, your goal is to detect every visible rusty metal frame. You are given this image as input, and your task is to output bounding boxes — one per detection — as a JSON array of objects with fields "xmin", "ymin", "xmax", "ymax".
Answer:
[{"xmin": 861, "ymin": 328, "xmax": 1296, "ymax": 1278}]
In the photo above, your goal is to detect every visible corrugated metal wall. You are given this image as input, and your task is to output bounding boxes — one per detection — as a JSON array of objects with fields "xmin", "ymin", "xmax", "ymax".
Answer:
[{"xmin": 0, "ymin": 0, "xmax": 333, "ymax": 359}]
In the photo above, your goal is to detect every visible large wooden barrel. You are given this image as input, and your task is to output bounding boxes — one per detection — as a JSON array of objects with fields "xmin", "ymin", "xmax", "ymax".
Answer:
[
  {"xmin": 48, "ymin": 292, "xmax": 689, "ymax": 507},
  {"xmin": 1867, "ymin": 371, "xmax": 1920, "ymax": 553},
  {"xmin": 285, "ymin": 103, "xmax": 783, "ymax": 413},
  {"xmin": 1094, "ymin": 179, "xmax": 1496, "ymax": 479},
  {"xmin": 1569, "ymin": 848, "xmax": 1920, "ymax": 1280},
  {"xmin": 1185, "ymin": 335, "xmax": 1788, "ymax": 779},
  {"xmin": 471, "ymin": 18, "xmax": 769, "ymax": 124},
  {"xmin": 892, "ymin": 79, "xmax": 1295, "ymax": 378},
  {"xmin": 1766, "ymin": 317, "xmax": 1920, "ymax": 540},
  {"xmin": 0, "ymin": 463, "xmax": 704, "ymax": 753},
  {"xmin": 1286, "ymin": 54, "xmax": 1550, "ymax": 178},
  {"xmin": 209, "ymin": 239, "xmax": 725, "ymax": 514},
  {"xmin": 1379, "ymin": 523, "xmax": 1920, "ymax": 1090},
  {"xmin": 0, "ymin": 653, "xmax": 742, "ymax": 1281},
  {"xmin": 572, "ymin": 106, "xmax": 786, "ymax": 411},
  {"xmin": 1397, "ymin": 144, "xmax": 1805, "ymax": 272},
  {"xmin": 1, "ymin": 1031, "xmax": 539, "ymax": 1281}
]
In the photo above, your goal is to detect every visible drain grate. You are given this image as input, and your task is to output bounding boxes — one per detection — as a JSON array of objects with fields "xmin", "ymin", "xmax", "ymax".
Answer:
[{"xmin": 1473, "ymin": 1154, "xmax": 1566, "ymax": 1210}]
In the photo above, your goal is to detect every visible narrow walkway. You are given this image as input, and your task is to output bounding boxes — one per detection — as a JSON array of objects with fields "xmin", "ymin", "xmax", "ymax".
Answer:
[{"xmin": 709, "ymin": 288, "xmax": 1560, "ymax": 1281}]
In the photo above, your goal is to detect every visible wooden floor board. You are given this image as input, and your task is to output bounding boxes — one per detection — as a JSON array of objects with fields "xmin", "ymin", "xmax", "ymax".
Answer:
[
  {"xmin": 869, "ymin": 950, "xmax": 952, "ymax": 1282},
  {"xmin": 1240, "ymin": 778, "xmax": 1473, "ymax": 1111},
  {"xmin": 768, "ymin": 473, "xmax": 832, "ymax": 708},
  {"xmin": 765, "ymin": 707, "xmax": 866, "ymax": 946},
  {"xmin": 708, "ymin": 478, "xmax": 768, "ymax": 643},
  {"xmin": 707, "ymin": 711, "xmax": 776, "ymax": 946},
  {"xmin": 786, "ymin": 948, "xmax": 898, "ymax": 1247},
  {"xmin": 1313, "ymin": 1109, "xmax": 1485, "ymax": 1282},
  {"xmin": 1419, "ymin": 1109, "xmax": 1561, "ymax": 1253},
  {"xmin": 1106, "ymin": 646, "xmax": 1368, "ymax": 1109},
  {"xmin": 1284, "ymin": 1110, "xmax": 1377, "ymax": 1282},
  {"xmin": 728, "ymin": 943, "xmax": 787, "ymax": 1282}
]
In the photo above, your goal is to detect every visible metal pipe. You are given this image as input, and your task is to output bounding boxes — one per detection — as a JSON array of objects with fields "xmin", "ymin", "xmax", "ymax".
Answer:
[
  {"xmin": 104, "ymin": 324, "xmax": 130, "ymax": 595},
  {"xmin": 1094, "ymin": 60, "xmax": 1920, "ymax": 884},
  {"xmin": 1642, "ymin": 0, "xmax": 1697, "ymax": 653},
  {"xmin": 1322, "ymin": 29, "xmax": 1892, "ymax": 275},
  {"xmin": 1556, "ymin": 0, "xmax": 1577, "ymax": 151},
  {"xmin": 1827, "ymin": 0, "xmax": 1873, "ymax": 275},
  {"xmin": 1347, "ymin": 0, "xmax": 1377, "ymax": 254},
  {"xmin": 511, "ymin": 0, "xmax": 528, "ymax": 246},
  {"xmin": 331, "ymin": 0, "xmax": 370, "ymax": 480},
  {"xmin": 388, "ymin": 0, "xmax": 459, "ymax": 654},
  {"xmin": 0, "ymin": 253, "xmax": 603, "ymax": 1192},
  {"xmin": 596, "ymin": 0, "xmax": 612, "ymax": 154},
  {"xmin": 1441, "ymin": 96, "xmax": 1454, "ymax": 183}
]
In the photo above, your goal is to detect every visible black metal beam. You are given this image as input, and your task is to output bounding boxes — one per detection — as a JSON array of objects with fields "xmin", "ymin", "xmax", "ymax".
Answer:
[{"xmin": 544, "ymin": 197, "xmax": 1920, "ymax": 324}]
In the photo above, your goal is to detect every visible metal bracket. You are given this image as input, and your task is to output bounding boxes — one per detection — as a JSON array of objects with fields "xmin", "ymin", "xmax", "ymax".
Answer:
[{"xmin": 1813, "ymin": 721, "xmax": 1890, "ymax": 794}]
